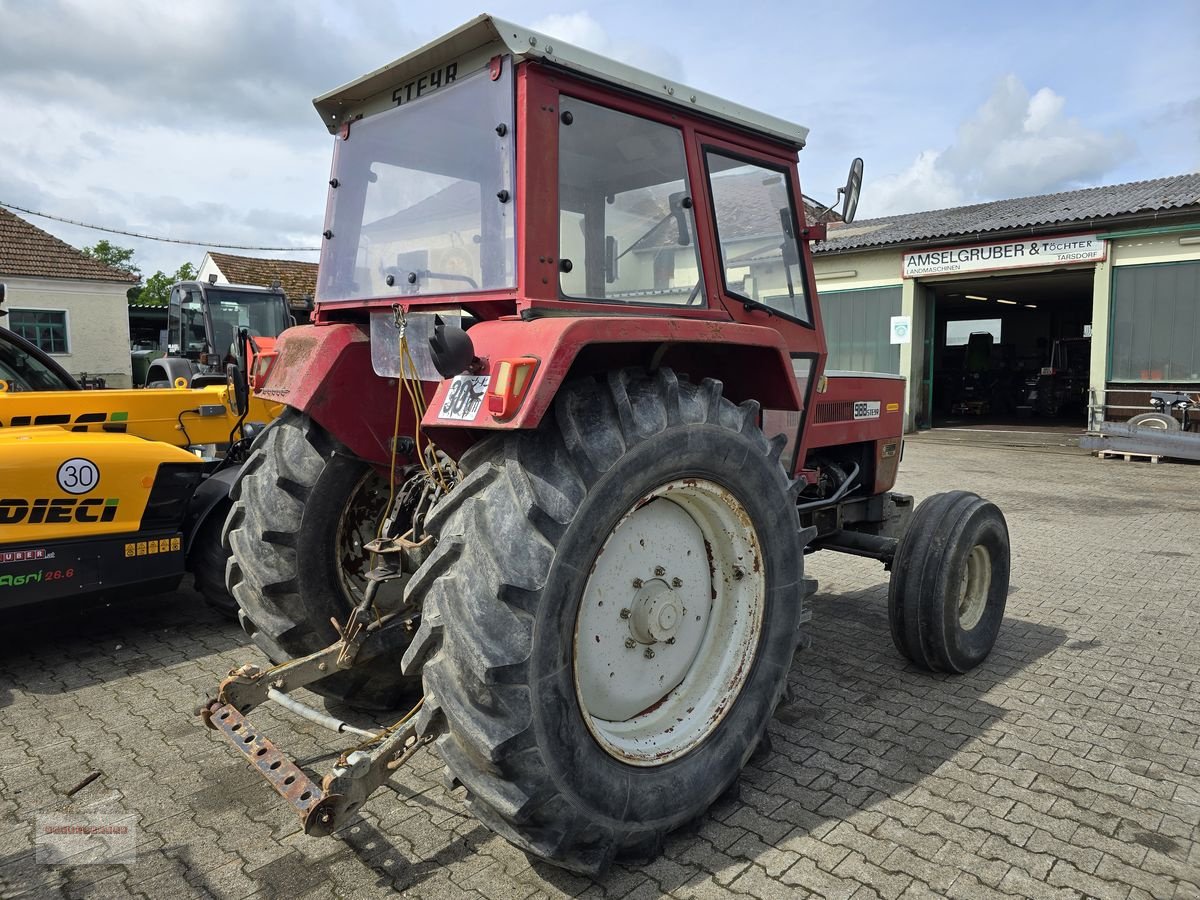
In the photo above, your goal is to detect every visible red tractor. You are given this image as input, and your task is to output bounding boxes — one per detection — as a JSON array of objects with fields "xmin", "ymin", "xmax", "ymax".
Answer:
[{"xmin": 201, "ymin": 16, "xmax": 1010, "ymax": 874}]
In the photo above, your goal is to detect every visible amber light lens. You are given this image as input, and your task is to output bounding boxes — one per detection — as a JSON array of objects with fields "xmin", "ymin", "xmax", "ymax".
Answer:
[{"xmin": 486, "ymin": 357, "xmax": 539, "ymax": 418}]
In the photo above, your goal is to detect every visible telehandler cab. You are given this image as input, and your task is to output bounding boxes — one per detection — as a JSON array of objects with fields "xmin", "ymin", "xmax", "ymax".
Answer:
[{"xmin": 200, "ymin": 16, "xmax": 1011, "ymax": 873}]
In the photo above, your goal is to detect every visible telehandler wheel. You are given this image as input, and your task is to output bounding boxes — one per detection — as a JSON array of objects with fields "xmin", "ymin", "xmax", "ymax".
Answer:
[
  {"xmin": 223, "ymin": 408, "xmax": 419, "ymax": 711},
  {"xmin": 192, "ymin": 500, "xmax": 237, "ymax": 619},
  {"xmin": 402, "ymin": 368, "xmax": 807, "ymax": 874},
  {"xmin": 888, "ymin": 491, "xmax": 1009, "ymax": 673}
]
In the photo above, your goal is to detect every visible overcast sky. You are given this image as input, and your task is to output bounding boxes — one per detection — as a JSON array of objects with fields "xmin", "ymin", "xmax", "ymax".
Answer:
[{"xmin": 1, "ymin": 0, "xmax": 1196, "ymax": 278}]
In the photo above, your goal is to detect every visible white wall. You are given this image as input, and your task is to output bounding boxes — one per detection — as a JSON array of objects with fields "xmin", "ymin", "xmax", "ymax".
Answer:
[
  {"xmin": 3, "ymin": 275, "xmax": 133, "ymax": 387},
  {"xmin": 197, "ymin": 254, "xmax": 228, "ymax": 285}
]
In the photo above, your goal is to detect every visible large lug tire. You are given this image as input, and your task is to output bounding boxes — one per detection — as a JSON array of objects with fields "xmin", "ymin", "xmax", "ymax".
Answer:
[
  {"xmin": 223, "ymin": 409, "xmax": 419, "ymax": 711},
  {"xmin": 401, "ymin": 368, "xmax": 808, "ymax": 874},
  {"xmin": 1128, "ymin": 411, "xmax": 1180, "ymax": 431},
  {"xmin": 191, "ymin": 500, "xmax": 237, "ymax": 619},
  {"xmin": 888, "ymin": 491, "xmax": 1010, "ymax": 673}
]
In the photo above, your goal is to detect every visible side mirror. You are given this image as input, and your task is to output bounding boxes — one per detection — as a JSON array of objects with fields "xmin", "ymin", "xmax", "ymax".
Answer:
[
  {"xmin": 226, "ymin": 363, "xmax": 249, "ymax": 419},
  {"xmin": 604, "ymin": 236, "xmax": 619, "ymax": 284},
  {"xmin": 841, "ymin": 158, "xmax": 864, "ymax": 224}
]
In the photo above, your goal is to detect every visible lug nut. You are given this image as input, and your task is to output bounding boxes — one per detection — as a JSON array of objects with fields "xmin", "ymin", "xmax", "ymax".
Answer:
[
  {"xmin": 644, "ymin": 648, "xmax": 655, "ymax": 659},
  {"xmin": 625, "ymin": 638, "xmax": 636, "ymax": 649},
  {"xmin": 734, "ymin": 567, "xmax": 745, "ymax": 581},
  {"xmin": 620, "ymin": 608, "xmax": 631, "ymax": 619},
  {"xmin": 654, "ymin": 566, "xmax": 666, "ymax": 577},
  {"xmin": 666, "ymin": 637, "xmax": 676, "ymax": 645},
  {"xmin": 672, "ymin": 577, "xmax": 682, "ymax": 588},
  {"xmin": 632, "ymin": 578, "xmax": 644, "ymax": 589}
]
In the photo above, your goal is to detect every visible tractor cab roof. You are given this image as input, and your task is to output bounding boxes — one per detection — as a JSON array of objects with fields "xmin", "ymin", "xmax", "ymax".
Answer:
[{"xmin": 313, "ymin": 13, "xmax": 809, "ymax": 150}]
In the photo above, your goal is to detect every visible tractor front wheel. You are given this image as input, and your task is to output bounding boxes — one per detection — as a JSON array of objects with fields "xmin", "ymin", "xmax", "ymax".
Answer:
[
  {"xmin": 223, "ymin": 409, "xmax": 419, "ymax": 711},
  {"xmin": 888, "ymin": 491, "xmax": 1010, "ymax": 673},
  {"xmin": 401, "ymin": 369, "xmax": 807, "ymax": 873}
]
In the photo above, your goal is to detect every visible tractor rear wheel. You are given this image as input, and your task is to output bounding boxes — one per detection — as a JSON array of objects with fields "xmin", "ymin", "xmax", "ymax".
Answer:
[
  {"xmin": 401, "ymin": 369, "xmax": 807, "ymax": 873},
  {"xmin": 888, "ymin": 491, "xmax": 1009, "ymax": 673},
  {"xmin": 223, "ymin": 409, "xmax": 418, "ymax": 711}
]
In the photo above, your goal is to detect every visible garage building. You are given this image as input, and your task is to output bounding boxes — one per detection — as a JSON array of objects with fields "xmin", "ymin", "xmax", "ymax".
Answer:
[{"xmin": 811, "ymin": 173, "xmax": 1200, "ymax": 433}]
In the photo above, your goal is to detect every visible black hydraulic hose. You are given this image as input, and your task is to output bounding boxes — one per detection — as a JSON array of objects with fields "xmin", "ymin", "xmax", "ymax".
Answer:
[{"xmin": 795, "ymin": 461, "xmax": 861, "ymax": 513}]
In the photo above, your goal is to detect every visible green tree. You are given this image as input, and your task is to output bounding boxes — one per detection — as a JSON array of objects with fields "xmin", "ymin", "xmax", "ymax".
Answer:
[
  {"xmin": 82, "ymin": 240, "xmax": 143, "ymax": 301},
  {"xmin": 136, "ymin": 262, "xmax": 198, "ymax": 306},
  {"xmin": 82, "ymin": 239, "xmax": 141, "ymax": 277}
]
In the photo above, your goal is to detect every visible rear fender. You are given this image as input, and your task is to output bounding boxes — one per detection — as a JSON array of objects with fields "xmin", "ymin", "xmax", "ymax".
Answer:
[
  {"xmin": 254, "ymin": 323, "xmax": 420, "ymax": 465},
  {"xmin": 421, "ymin": 316, "xmax": 802, "ymax": 446}
]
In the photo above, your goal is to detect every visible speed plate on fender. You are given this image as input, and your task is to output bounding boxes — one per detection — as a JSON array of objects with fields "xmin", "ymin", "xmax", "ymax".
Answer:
[{"xmin": 438, "ymin": 375, "xmax": 490, "ymax": 421}]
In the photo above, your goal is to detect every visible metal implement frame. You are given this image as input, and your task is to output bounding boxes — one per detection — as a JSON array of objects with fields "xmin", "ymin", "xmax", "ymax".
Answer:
[
  {"xmin": 1080, "ymin": 422, "xmax": 1200, "ymax": 462},
  {"xmin": 198, "ymin": 615, "xmax": 436, "ymax": 836}
]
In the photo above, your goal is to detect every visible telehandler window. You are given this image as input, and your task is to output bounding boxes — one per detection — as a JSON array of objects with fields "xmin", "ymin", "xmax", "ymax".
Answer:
[
  {"xmin": 558, "ymin": 98, "xmax": 704, "ymax": 306},
  {"xmin": 706, "ymin": 152, "xmax": 810, "ymax": 325}
]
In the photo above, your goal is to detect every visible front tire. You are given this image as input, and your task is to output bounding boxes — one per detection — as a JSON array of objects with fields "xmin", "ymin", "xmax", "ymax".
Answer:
[
  {"xmin": 223, "ymin": 409, "xmax": 418, "ymax": 710},
  {"xmin": 888, "ymin": 491, "xmax": 1010, "ymax": 673},
  {"xmin": 402, "ymin": 369, "xmax": 807, "ymax": 873}
]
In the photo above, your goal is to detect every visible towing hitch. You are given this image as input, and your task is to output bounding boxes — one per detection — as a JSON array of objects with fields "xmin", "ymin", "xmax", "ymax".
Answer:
[{"xmin": 198, "ymin": 609, "xmax": 435, "ymax": 836}]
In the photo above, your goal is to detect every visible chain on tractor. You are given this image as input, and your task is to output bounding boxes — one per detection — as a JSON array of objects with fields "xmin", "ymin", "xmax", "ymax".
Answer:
[{"xmin": 198, "ymin": 307, "xmax": 460, "ymax": 834}]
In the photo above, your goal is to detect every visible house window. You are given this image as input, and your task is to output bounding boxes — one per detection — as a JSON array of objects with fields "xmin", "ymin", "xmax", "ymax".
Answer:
[
  {"xmin": 1110, "ymin": 261, "xmax": 1200, "ymax": 382},
  {"xmin": 9, "ymin": 309, "xmax": 69, "ymax": 354}
]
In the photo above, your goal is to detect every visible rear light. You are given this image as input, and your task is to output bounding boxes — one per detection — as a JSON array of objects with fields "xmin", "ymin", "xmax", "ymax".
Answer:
[{"xmin": 486, "ymin": 357, "xmax": 539, "ymax": 419}]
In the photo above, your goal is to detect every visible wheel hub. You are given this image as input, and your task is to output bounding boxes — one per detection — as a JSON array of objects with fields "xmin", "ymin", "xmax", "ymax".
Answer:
[
  {"xmin": 957, "ymin": 543, "xmax": 992, "ymax": 631},
  {"xmin": 573, "ymin": 479, "xmax": 765, "ymax": 766},
  {"xmin": 627, "ymin": 579, "xmax": 682, "ymax": 645}
]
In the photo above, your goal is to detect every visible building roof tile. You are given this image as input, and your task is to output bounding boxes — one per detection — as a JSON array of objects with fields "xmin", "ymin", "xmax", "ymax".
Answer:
[
  {"xmin": 0, "ymin": 207, "xmax": 138, "ymax": 282},
  {"xmin": 815, "ymin": 172, "xmax": 1200, "ymax": 254},
  {"xmin": 207, "ymin": 252, "xmax": 318, "ymax": 305}
]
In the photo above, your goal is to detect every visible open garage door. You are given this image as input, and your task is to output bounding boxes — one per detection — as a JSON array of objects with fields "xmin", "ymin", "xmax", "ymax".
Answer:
[{"xmin": 924, "ymin": 269, "xmax": 1093, "ymax": 434}]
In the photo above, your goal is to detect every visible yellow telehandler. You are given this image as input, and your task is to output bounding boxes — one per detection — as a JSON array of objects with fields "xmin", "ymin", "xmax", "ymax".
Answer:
[{"xmin": 0, "ymin": 282, "xmax": 283, "ymax": 613}]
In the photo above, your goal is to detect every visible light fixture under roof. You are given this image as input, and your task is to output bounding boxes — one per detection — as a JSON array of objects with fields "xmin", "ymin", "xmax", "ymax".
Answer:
[
  {"xmin": 1025, "ymin": 303, "xmax": 1037, "ymax": 309},
  {"xmin": 996, "ymin": 299, "xmax": 1017, "ymax": 305},
  {"xmin": 965, "ymin": 294, "xmax": 988, "ymax": 301}
]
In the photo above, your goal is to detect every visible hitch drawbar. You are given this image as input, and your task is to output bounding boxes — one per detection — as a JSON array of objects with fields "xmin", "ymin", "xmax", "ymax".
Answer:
[{"xmin": 197, "ymin": 623, "xmax": 435, "ymax": 836}]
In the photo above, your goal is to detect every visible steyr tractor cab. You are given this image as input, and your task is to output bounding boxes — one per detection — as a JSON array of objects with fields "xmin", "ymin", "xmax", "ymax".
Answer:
[
  {"xmin": 145, "ymin": 280, "xmax": 291, "ymax": 388},
  {"xmin": 201, "ymin": 16, "xmax": 1011, "ymax": 874}
]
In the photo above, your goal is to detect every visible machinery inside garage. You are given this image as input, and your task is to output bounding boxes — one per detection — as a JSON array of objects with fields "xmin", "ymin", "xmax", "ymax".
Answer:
[{"xmin": 926, "ymin": 269, "xmax": 1093, "ymax": 428}]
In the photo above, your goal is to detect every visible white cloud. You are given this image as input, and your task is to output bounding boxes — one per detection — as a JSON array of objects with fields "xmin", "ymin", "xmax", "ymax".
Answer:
[
  {"xmin": 866, "ymin": 75, "xmax": 1130, "ymax": 216},
  {"xmin": 532, "ymin": 12, "xmax": 685, "ymax": 82}
]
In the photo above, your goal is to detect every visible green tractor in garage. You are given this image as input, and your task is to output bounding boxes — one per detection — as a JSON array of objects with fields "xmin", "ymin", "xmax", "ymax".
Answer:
[{"xmin": 200, "ymin": 16, "xmax": 1011, "ymax": 873}]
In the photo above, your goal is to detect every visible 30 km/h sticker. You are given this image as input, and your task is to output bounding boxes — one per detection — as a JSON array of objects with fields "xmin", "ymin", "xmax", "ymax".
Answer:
[
  {"xmin": 56, "ymin": 458, "xmax": 100, "ymax": 495},
  {"xmin": 438, "ymin": 375, "xmax": 490, "ymax": 421}
]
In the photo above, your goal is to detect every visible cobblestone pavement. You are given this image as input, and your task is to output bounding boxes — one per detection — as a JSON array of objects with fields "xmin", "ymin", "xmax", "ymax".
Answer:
[{"xmin": 2, "ymin": 441, "xmax": 1199, "ymax": 899}]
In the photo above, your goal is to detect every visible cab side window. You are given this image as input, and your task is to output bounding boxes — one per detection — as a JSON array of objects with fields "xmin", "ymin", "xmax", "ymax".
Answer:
[
  {"xmin": 706, "ymin": 151, "xmax": 810, "ymax": 324},
  {"xmin": 558, "ymin": 97, "xmax": 705, "ymax": 306}
]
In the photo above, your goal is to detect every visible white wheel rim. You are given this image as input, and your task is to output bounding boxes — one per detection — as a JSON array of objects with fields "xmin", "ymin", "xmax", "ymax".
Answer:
[
  {"xmin": 573, "ymin": 479, "xmax": 765, "ymax": 766},
  {"xmin": 957, "ymin": 544, "xmax": 992, "ymax": 631}
]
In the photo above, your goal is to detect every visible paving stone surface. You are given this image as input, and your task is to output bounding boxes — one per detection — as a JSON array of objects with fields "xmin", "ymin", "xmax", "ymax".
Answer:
[{"xmin": 2, "ymin": 440, "xmax": 1198, "ymax": 899}]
